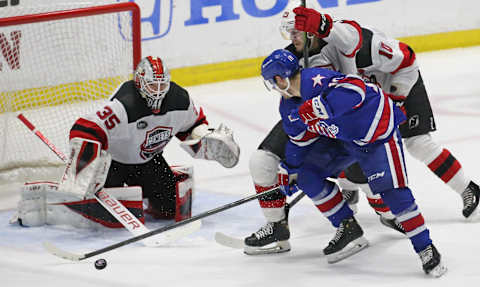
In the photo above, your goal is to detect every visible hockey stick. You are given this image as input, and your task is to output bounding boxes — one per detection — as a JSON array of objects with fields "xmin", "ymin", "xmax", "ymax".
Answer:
[
  {"xmin": 42, "ymin": 187, "xmax": 280, "ymax": 261},
  {"xmin": 301, "ymin": 0, "xmax": 310, "ymax": 68},
  {"xmin": 16, "ymin": 113, "xmax": 200, "ymax": 247},
  {"xmin": 214, "ymin": 191, "xmax": 307, "ymax": 249}
]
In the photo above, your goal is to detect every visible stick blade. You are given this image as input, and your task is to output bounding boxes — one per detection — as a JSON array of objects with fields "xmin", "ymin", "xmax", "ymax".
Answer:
[
  {"xmin": 214, "ymin": 232, "xmax": 245, "ymax": 249},
  {"xmin": 43, "ymin": 242, "xmax": 85, "ymax": 261}
]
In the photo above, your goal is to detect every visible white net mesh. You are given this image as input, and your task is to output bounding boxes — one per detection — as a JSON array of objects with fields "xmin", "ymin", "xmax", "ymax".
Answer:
[{"xmin": 0, "ymin": 1, "xmax": 139, "ymax": 183}]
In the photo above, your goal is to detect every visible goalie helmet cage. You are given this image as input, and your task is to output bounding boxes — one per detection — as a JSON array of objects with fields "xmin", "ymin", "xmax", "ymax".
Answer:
[{"xmin": 0, "ymin": 1, "xmax": 141, "ymax": 184}]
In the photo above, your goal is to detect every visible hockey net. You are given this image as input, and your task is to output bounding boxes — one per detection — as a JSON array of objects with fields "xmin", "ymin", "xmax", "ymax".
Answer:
[{"xmin": 0, "ymin": 1, "xmax": 141, "ymax": 184}]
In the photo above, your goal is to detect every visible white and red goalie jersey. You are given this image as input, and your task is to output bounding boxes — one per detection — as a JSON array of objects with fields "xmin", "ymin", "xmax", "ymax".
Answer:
[{"xmin": 70, "ymin": 80, "xmax": 207, "ymax": 164}]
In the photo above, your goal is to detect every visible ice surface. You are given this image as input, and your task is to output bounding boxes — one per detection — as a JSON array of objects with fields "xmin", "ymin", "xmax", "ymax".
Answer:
[{"xmin": 1, "ymin": 47, "xmax": 480, "ymax": 286}]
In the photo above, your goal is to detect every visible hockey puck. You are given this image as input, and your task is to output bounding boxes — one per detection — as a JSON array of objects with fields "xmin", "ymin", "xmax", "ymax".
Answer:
[{"xmin": 94, "ymin": 258, "xmax": 107, "ymax": 270}]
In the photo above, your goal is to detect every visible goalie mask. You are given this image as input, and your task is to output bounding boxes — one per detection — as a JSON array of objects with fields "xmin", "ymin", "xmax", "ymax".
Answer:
[{"xmin": 134, "ymin": 56, "xmax": 171, "ymax": 113}]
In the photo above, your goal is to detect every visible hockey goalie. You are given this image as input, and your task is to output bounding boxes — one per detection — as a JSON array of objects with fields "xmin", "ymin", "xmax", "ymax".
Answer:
[{"xmin": 13, "ymin": 55, "xmax": 240, "ymax": 229}]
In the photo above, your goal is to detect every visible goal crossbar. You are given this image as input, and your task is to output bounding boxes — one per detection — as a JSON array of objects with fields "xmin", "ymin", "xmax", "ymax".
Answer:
[{"xmin": 0, "ymin": 2, "xmax": 141, "ymax": 70}]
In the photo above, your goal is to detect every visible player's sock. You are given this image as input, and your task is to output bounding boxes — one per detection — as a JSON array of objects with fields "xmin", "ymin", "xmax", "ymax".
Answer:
[
  {"xmin": 381, "ymin": 188, "xmax": 433, "ymax": 253},
  {"xmin": 426, "ymin": 148, "xmax": 470, "ymax": 192},
  {"xmin": 312, "ymin": 181, "xmax": 353, "ymax": 227},
  {"xmin": 255, "ymin": 184, "xmax": 287, "ymax": 222}
]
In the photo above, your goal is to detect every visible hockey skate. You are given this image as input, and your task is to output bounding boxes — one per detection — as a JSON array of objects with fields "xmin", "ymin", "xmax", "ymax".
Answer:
[
  {"xmin": 243, "ymin": 218, "xmax": 291, "ymax": 255},
  {"xmin": 323, "ymin": 216, "xmax": 369, "ymax": 263},
  {"xmin": 418, "ymin": 244, "xmax": 447, "ymax": 277},
  {"xmin": 341, "ymin": 189, "xmax": 359, "ymax": 214},
  {"xmin": 462, "ymin": 181, "xmax": 480, "ymax": 220},
  {"xmin": 379, "ymin": 215, "xmax": 405, "ymax": 234}
]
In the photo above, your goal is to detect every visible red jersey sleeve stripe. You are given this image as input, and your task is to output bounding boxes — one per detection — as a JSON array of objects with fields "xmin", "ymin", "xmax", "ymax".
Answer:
[
  {"xmin": 338, "ymin": 77, "xmax": 366, "ymax": 90},
  {"xmin": 391, "ymin": 42, "xmax": 416, "ymax": 74}
]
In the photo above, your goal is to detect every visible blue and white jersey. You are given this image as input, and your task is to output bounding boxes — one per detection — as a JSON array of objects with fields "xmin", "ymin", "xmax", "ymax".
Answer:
[{"xmin": 280, "ymin": 67, "xmax": 406, "ymax": 166}]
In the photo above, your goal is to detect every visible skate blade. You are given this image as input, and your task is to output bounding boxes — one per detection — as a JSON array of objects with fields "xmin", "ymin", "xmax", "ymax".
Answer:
[
  {"xmin": 326, "ymin": 237, "xmax": 369, "ymax": 264},
  {"xmin": 428, "ymin": 261, "xmax": 448, "ymax": 278},
  {"xmin": 244, "ymin": 240, "xmax": 291, "ymax": 255}
]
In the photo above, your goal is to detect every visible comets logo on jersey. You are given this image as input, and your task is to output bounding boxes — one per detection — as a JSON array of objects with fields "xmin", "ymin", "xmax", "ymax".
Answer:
[{"xmin": 140, "ymin": 126, "xmax": 172, "ymax": 159}]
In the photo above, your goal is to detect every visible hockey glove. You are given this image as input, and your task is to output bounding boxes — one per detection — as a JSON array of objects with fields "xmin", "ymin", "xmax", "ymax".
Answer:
[
  {"xmin": 293, "ymin": 96, "xmax": 330, "ymax": 124},
  {"xmin": 180, "ymin": 123, "xmax": 240, "ymax": 168},
  {"xmin": 278, "ymin": 162, "xmax": 300, "ymax": 196},
  {"xmin": 293, "ymin": 7, "xmax": 333, "ymax": 38}
]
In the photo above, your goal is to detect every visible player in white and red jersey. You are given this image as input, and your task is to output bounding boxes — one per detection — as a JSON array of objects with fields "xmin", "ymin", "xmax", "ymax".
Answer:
[
  {"xmin": 292, "ymin": 6, "xmax": 479, "ymax": 221},
  {"xmin": 64, "ymin": 56, "xmax": 240, "ymax": 221}
]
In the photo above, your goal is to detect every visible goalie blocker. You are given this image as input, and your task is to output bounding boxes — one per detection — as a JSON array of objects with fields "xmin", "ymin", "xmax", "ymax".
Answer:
[{"xmin": 12, "ymin": 164, "xmax": 194, "ymax": 228}]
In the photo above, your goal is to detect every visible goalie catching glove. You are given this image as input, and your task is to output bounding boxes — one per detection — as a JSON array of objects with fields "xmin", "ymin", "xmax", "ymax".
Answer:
[{"xmin": 180, "ymin": 123, "xmax": 240, "ymax": 168}]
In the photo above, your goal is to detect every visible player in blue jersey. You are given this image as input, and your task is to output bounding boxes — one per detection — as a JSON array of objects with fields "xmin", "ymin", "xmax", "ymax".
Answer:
[
  {"xmin": 247, "ymin": 1, "xmax": 407, "ymax": 243},
  {"xmin": 247, "ymin": 49, "xmax": 447, "ymax": 277}
]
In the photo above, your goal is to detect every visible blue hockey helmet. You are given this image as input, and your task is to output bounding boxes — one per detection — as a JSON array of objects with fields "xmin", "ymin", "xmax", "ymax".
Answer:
[{"xmin": 261, "ymin": 49, "xmax": 300, "ymax": 92}]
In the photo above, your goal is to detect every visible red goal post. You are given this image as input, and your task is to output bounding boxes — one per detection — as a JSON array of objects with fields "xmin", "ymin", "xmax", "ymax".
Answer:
[{"xmin": 0, "ymin": 2, "xmax": 141, "ymax": 183}]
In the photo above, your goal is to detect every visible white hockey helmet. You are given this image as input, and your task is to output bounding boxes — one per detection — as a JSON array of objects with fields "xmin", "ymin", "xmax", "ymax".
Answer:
[
  {"xmin": 134, "ymin": 56, "xmax": 171, "ymax": 113},
  {"xmin": 279, "ymin": 0, "xmax": 301, "ymax": 40}
]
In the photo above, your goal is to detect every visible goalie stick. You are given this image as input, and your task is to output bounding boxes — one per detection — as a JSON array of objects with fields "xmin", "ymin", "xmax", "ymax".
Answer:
[
  {"xmin": 41, "ymin": 186, "xmax": 281, "ymax": 261},
  {"xmin": 214, "ymin": 191, "xmax": 307, "ymax": 250},
  {"xmin": 16, "ymin": 113, "xmax": 201, "ymax": 247}
]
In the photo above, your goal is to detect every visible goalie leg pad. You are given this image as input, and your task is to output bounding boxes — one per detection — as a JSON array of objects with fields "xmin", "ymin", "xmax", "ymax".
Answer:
[
  {"xmin": 15, "ymin": 182, "xmax": 143, "ymax": 228},
  {"xmin": 172, "ymin": 165, "xmax": 194, "ymax": 222},
  {"xmin": 59, "ymin": 138, "xmax": 111, "ymax": 198},
  {"xmin": 145, "ymin": 165, "xmax": 194, "ymax": 222}
]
